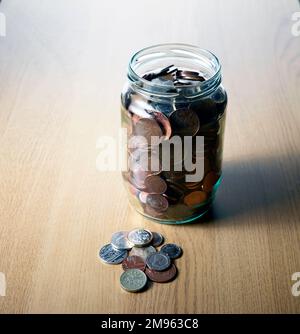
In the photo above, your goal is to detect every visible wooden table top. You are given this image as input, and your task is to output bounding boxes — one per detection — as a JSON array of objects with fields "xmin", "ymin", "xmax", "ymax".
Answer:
[{"xmin": 0, "ymin": 0, "xmax": 300, "ymax": 313}]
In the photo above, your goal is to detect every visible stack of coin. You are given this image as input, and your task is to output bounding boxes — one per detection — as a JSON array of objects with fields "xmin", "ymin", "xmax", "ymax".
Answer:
[
  {"xmin": 99, "ymin": 228, "xmax": 182, "ymax": 293},
  {"xmin": 121, "ymin": 65, "xmax": 227, "ymax": 222}
]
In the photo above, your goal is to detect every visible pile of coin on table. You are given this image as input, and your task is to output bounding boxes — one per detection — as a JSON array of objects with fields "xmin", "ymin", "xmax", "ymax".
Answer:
[
  {"xmin": 99, "ymin": 228, "xmax": 182, "ymax": 292},
  {"xmin": 121, "ymin": 64, "xmax": 227, "ymax": 222}
]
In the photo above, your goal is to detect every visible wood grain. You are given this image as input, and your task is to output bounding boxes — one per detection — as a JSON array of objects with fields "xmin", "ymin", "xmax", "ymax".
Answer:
[{"xmin": 0, "ymin": 0, "xmax": 300, "ymax": 313}]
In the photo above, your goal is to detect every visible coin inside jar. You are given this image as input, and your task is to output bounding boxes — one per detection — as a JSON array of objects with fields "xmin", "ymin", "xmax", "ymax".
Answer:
[
  {"xmin": 162, "ymin": 170, "xmax": 186, "ymax": 183},
  {"xmin": 169, "ymin": 108, "xmax": 200, "ymax": 137},
  {"xmin": 146, "ymin": 194, "xmax": 169, "ymax": 212},
  {"xmin": 128, "ymin": 134, "xmax": 149, "ymax": 150},
  {"xmin": 131, "ymin": 166, "xmax": 154, "ymax": 190},
  {"xmin": 203, "ymin": 171, "xmax": 219, "ymax": 192},
  {"xmin": 183, "ymin": 191, "xmax": 207, "ymax": 207},
  {"xmin": 122, "ymin": 255, "xmax": 146, "ymax": 271},
  {"xmin": 144, "ymin": 175, "xmax": 167, "ymax": 194},
  {"xmin": 185, "ymin": 181, "xmax": 202, "ymax": 190},
  {"xmin": 138, "ymin": 191, "xmax": 148, "ymax": 204},
  {"xmin": 145, "ymin": 264, "xmax": 177, "ymax": 283},
  {"xmin": 130, "ymin": 169, "xmax": 148, "ymax": 190},
  {"xmin": 176, "ymin": 70, "xmax": 205, "ymax": 82},
  {"xmin": 128, "ymin": 95, "xmax": 154, "ymax": 119},
  {"xmin": 144, "ymin": 205, "xmax": 165, "ymax": 218},
  {"xmin": 127, "ymin": 228, "xmax": 153, "ymax": 247},
  {"xmin": 163, "ymin": 183, "xmax": 184, "ymax": 205},
  {"xmin": 127, "ymin": 182, "xmax": 140, "ymax": 197},
  {"xmin": 129, "ymin": 149, "xmax": 161, "ymax": 174},
  {"xmin": 148, "ymin": 111, "xmax": 172, "ymax": 140},
  {"xmin": 133, "ymin": 118, "xmax": 163, "ymax": 146}
]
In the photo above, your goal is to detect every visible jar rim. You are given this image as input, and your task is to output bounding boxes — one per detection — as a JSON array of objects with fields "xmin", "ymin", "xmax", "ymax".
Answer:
[{"xmin": 128, "ymin": 43, "xmax": 221, "ymax": 97}]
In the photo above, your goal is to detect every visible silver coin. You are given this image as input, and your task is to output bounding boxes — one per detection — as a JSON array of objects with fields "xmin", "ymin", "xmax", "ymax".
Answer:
[
  {"xmin": 160, "ymin": 243, "xmax": 182, "ymax": 259},
  {"xmin": 146, "ymin": 252, "xmax": 171, "ymax": 271},
  {"xmin": 99, "ymin": 244, "xmax": 127, "ymax": 264},
  {"xmin": 151, "ymin": 232, "xmax": 164, "ymax": 247},
  {"xmin": 111, "ymin": 231, "xmax": 133, "ymax": 250},
  {"xmin": 120, "ymin": 269, "xmax": 148, "ymax": 292},
  {"xmin": 129, "ymin": 245, "xmax": 156, "ymax": 261},
  {"xmin": 128, "ymin": 228, "xmax": 153, "ymax": 247}
]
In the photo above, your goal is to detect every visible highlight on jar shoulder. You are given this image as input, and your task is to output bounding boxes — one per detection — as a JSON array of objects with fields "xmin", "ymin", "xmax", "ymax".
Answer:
[{"xmin": 121, "ymin": 44, "xmax": 227, "ymax": 224}]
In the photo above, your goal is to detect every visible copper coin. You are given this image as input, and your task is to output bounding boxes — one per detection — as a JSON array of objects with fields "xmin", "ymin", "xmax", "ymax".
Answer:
[
  {"xmin": 169, "ymin": 108, "xmax": 200, "ymax": 137},
  {"xmin": 148, "ymin": 111, "xmax": 172, "ymax": 140},
  {"xmin": 185, "ymin": 181, "xmax": 202, "ymax": 190},
  {"xmin": 133, "ymin": 118, "xmax": 163, "ymax": 146},
  {"xmin": 146, "ymin": 194, "xmax": 169, "ymax": 212},
  {"xmin": 145, "ymin": 264, "xmax": 177, "ymax": 283},
  {"xmin": 122, "ymin": 255, "xmax": 146, "ymax": 271},
  {"xmin": 144, "ymin": 175, "xmax": 167, "ymax": 194},
  {"xmin": 203, "ymin": 171, "xmax": 219, "ymax": 192},
  {"xmin": 129, "ymin": 151, "xmax": 161, "ymax": 189},
  {"xmin": 144, "ymin": 205, "xmax": 165, "ymax": 218},
  {"xmin": 183, "ymin": 191, "xmax": 207, "ymax": 207}
]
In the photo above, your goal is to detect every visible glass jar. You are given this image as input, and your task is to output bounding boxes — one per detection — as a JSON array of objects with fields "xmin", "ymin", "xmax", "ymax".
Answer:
[{"xmin": 121, "ymin": 44, "xmax": 227, "ymax": 224}]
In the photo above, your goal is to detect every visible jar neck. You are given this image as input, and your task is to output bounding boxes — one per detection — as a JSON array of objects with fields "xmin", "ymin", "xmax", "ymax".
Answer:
[{"xmin": 127, "ymin": 43, "xmax": 222, "ymax": 102}]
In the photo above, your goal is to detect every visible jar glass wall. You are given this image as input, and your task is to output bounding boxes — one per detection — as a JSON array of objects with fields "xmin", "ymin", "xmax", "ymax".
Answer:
[{"xmin": 121, "ymin": 44, "xmax": 227, "ymax": 224}]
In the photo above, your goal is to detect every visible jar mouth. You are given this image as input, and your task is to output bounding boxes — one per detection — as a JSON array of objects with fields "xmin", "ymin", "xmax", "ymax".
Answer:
[{"xmin": 128, "ymin": 43, "xmax": 221, "ymax": 98}]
